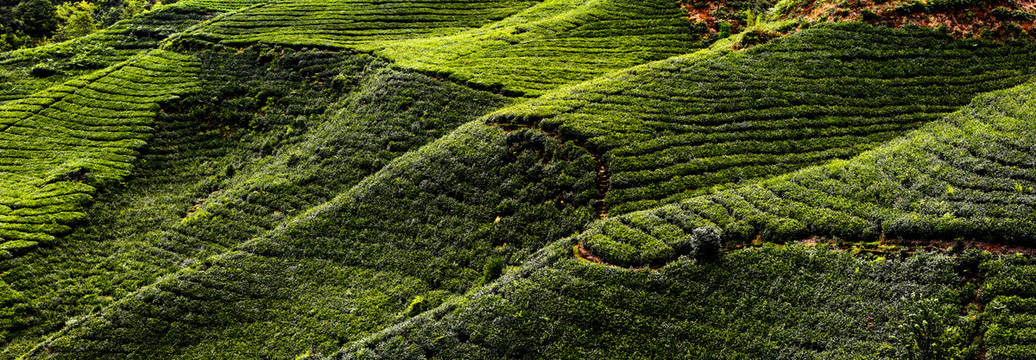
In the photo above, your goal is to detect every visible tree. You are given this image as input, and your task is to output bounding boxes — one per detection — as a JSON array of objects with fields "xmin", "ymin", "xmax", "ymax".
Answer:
[
  {"xmin": 12, "ymin": 0, "xmax": 59, "ymax": 38},
  {"xmin": 54, "ymin": 0, "xmax": 99, "ymax": 41},
  {"xmin": 122, "ymin": 0, "xmax": 149, "ymax": 18}
]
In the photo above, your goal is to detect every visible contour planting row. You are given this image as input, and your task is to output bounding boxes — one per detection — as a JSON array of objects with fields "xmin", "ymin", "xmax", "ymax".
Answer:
[
  {"xmin": 181, "ymin": 0, "xmax": 544, "ymax": 48},
  {"xmin": 15, "ymin": 121, "xmax": 599, "ymax": 358},
  {"xmin": 983, "ymin": 258, "xmax": 1036, "ymax": 360},
  {"xmin": 178, "ymin": 0, "xmax": 704, "ymax": 97},
  {"xmin": 177, "ymin": 0, "xmax": 273, "ymax": 12},
  {"xmin": 0, "ymin": 49, "xmax": 528, "ymax": 356},
  {"xmin": 0, "ymin": 50, "xmax": 197, "ymax": 254},
  {"xmin": 578, "ymin": 77, "xmax": 1036, "ymax": 267},
  {"xmin": 489, "ymin": 22, "xmax": 1036, "ymax": 215},
  {"xmin": 334, "ymin": 240, "xmax": 968, "ymax": 359},
  {"xmin": 373, "ymin": 0, "xmax": 701, "ymax": 96},
  {"xmin": 0, "ymin": 3, "xmax": 227, "ymax": 105}
]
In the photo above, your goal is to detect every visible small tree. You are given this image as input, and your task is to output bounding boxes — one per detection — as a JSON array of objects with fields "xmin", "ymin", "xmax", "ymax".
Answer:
[
  {"xmin": 54, "ymin": 1, "xmax": 98, "ymax": 41},
  {"xmin": 13, "ymin": 0, "xmax": 58, "ymax": 39},
  {"xmin": 691, "ymin": 226, "xmax": 723, "ymax": 263},
  {"xmin": 718, "ymin": 22, "xmax": 732, "ymax": 39}
]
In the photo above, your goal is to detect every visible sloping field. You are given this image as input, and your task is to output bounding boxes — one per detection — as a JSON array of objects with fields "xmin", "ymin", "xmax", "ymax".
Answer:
[
  {"xmin": 333, "ymin": 76, "xmax": 1036, "ymax": 359},
  {"xmin": 1, "ymin": 0, "xmax": 1036, "ymax": 358},
  {"xmin": 180, "ymin": 0, "xmax": 702, "ymax": 96},
  {"xmin": 181, "ymin": 0, "xmax": 545, "ymax": 47},
  {"xmin": 576, "ymin": 77, "xmax": 1036, "ymax": 265},
  {"xmin": 0, "ymin": 50, "xmax": 197, "ymax": 255},
  {"xmin": 0, "ymin": 2, "xmax": 240, "ymax": 105},
  {"xmin": 489, "ymin": 22, "xmax": 1036, "ymax": 215},
  {"xmin": 983, "ymin": 257, "xmax": 1036, "ymax": 360}
]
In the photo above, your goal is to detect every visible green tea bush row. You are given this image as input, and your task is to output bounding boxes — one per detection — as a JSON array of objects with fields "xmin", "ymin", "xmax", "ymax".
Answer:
[
  {"xmin": 0, "ymin": 48, "xmax": 579, "ymax": 356},
  {"xmin": 374, "ymin": 0, "xmax": 701, "ymax": 96},
  {"xmin": 177, "ymin": 0, "xmax": 701, "ymax": 96},
  {"xmin": 489, "ymin": 23, "xmax": 1036, "ymax": 215},
  {"xmin": 16, "ymin": 119, "xmax": 599, "ymax": 358},
  {"xmin": 0, "ymin": 50, "xmax": 198, "ymax": 254},
  {"xmin": 978, "ymin": 258, "xmax": 1036, "ymax": 359},
  {"xmin": 184, "ymin": 0, "xmax": 543, "ymax": 48},
  {"xmin": 336, "ymin": 242, "xmax": 968, "ymax": 359},
  {"xmin": 0, "ymin": 3, "xmax": 225, "ymax": 105},
  {"xmin": 575, "ymin": 74, "xmax": 1036, "ymax": 266}
]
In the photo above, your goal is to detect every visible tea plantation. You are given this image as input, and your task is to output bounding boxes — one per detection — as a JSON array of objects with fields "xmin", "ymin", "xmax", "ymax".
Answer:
[{"xmin": 1, "ymin": 0, "xmax": 1035, "ymax": 358}]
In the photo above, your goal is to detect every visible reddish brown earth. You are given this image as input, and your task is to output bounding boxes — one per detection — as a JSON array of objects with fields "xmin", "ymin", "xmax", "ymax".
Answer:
[{"xmin": 682, "ymin": 0, "xmax": 1036, "ymax": 42}]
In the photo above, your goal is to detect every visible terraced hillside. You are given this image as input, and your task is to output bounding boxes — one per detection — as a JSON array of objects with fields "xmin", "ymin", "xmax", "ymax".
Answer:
[
  {"xmin": 489, "ymin": 22, "xmax": 1036, "ymax": 214},
  {"xmin": 0, "ymin": 50, "xmax": 197, "ymax": 255},
  {"xmin": 179, "ymin": 0, "xmax": 702, "ymax": 96},
  {"xmin": 0, "ymin": 0, "xmax": 270, "ymax": 105},
  {"xmin": 1, "ymin": 0, "xmax": 1036, "ymax": 359}
]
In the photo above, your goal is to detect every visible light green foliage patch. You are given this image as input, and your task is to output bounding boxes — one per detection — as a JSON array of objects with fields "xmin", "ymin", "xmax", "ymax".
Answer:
[
  {"xmin": 0, "ymin": 49, "xmax": 197, "ymax": 252},
  {"xmin": 0, "ymin": 3, "xmax": 228, "ymax": 105}
]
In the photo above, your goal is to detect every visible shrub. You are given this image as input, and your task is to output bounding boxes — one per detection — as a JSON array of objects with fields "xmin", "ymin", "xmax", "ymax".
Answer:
[{"xmin": 692, "ymin": 226, "xmax": 723, "ymax": 262}]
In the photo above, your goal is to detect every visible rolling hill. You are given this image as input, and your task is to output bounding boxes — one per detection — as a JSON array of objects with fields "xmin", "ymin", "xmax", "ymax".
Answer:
[{"xmin": 1, "ymin": 0, "xmax": 1035, "ymax": 358}]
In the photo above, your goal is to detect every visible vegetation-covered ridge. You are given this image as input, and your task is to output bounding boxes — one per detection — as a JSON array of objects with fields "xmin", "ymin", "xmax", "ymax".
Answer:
[
  {"xmin": 335, "ymin": 237, "xmax": 977, "ymax": 359},
  {"xmin": 488, "ymin": 22, "xmax": 1036, "ymax": 216},
  {"xmin": 576, "ymin": 72, "xmax": 1036, "ymax": 268},
  {"xmin": 0, "ymin": 49, "xmax": 197, "ymax": 256},
  {"xmin": 0, "ymin": 0, "xmax": 267, "ymax": 105},
  {"xmin": 174, "ymin": 0, "xmax": 703, "ymax": 96},
  {"xmin": 0, "ymin": 0, "xmax": 1035, "ymax": 358}
]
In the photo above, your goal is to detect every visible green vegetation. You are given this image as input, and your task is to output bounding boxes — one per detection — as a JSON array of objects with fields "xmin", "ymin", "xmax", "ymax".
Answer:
[
  {"xmin": 0, "ymin": 49, "xmax": 197, "ymax": 254},
  {"xmin": 491, "ymin": 22, "xmax": 1035, "ymax": 215},
  {"xmin": 178, "ymin": 0, "xmax": 702, "ymax": 96},
  {"xmin": 577, "ymin": 73, "xmax": 1036, "ymax": 267},
  {"xmin": 0, "ymin": 2, "xmax": 249, "ymax": 105},
  {"xmin": 1, "ymin": 0, "xmax": 1035, "ymax": 358},
  {"xmin": 338, "ymin": 242, "xmax": 973, "ymax": 359},
  {"xmin": 180, "ymin": 0, "xmax": 545, "ymax": 48},
  {"xmin": 981, "ymin": 255, "xmax": 1036, "ymax": 360}
]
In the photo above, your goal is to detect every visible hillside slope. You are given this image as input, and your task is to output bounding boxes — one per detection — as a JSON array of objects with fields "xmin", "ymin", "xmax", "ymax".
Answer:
[
  {"xmin": 333, "ymin": 74, "xmax": 1036, "ymax": 360},
  {"xmin": 1, "ymin": 0, "xmax": 1035, "ymax": 358}
]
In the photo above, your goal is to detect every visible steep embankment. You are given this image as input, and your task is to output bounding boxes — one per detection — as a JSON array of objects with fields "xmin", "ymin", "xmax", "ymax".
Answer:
[
  {"xmin": 13, "ymin": 115, "xmax": 599, "ymax": 358},
  {"xmin": 0, "ymin": 48, "xmax": 520, "ymax": 355}
]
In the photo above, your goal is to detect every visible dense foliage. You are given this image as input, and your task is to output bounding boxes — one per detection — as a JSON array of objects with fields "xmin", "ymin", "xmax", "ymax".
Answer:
[
  {"xmin": 1, "ymin": 0, "xmax": 1035, "ymax": 358},
  {"xmin": 576, "ymin": 75, "xmax": 1036, "ymax": 267},
  {"xmin": 177, "ymin": 0, "xmax": 703, "ymax": 96},
  {"xmin": 491, "ymin": 22, "xmax": 1036, "ymax": 216},
  {"xmin": 337, "ymin": 242, "xmax": 974, "ymax": 359}
]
